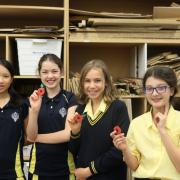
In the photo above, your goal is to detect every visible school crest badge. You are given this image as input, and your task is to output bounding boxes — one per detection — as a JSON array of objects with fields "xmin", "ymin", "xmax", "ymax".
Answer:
[
  {"xmin": 11, "ymin": 112, "xmax": 19, "ymax": 122},
  {"xmin": 59, "ymin": 107, "xmax": 67, "ymax": 118}
]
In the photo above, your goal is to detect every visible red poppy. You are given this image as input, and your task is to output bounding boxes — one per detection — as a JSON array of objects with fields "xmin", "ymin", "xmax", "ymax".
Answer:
[
  {"xmin": 74, "ymin": 113, "xmax": 83, "ymax": 122},
  {"xmin": 113, "ymin": 125, "xmax": 121, "ymax": 134},
  {"xmin": 38, "ymin": 87, "xmax": 45, "ymax": 96}
]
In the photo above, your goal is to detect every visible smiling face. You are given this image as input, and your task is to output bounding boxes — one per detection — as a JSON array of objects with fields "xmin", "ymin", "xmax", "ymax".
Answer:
[
  {"xmin": 39, "ymin": 60, "xmax": 62, "ymax": 90},
  {"xmin": 0, "ymin": 64, "xmax": 13, "ymax": 95},
  {"xmin": 83, "ymin": 68, "xmax": 106, "ymax": 103},
  {"xmin": 145, "ymin": 76, "xmax": 174, "ymax": 111}
]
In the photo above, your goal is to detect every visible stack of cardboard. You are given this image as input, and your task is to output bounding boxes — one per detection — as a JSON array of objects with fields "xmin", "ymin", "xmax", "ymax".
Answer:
[
  {"xmin": 147, "ymin": 51, "xmax": 180, "ymax": 86},
  {"xmin": 68, "ymin": 73, "xmax": 80, "ymax": 95},
  {"xmin": 115, "ymin": 78, "xmax": 143, "ymax": 96},
  {"xmin": 69, "ymin": 6, "xmax": 180, "ymax": 40},
  {"xmin": 148, "ymin": 52, "xmax": 180, "ymax": 70}
]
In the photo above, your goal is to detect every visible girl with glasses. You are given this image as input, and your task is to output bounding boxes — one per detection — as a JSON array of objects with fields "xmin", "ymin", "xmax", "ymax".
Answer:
[{"xmin": 111, "ymin": 66, "xmax": 180, "ymax": 180}]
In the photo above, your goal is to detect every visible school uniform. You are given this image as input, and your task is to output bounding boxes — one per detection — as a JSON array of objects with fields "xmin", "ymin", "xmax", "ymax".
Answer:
[
  {"xmin": 69, "ymin": 99, "xmax": 130, "ymax": 180},
  {"xmin": 0, "ymin": 100, "xmax": 28, "ymax": 179},
  {"xmin": 127, "ymin": 106, "xmax": 180, "ymax": 180},
  {"xmin": 29, "ymin": 90, "xmax": 77, "ymax": 180}
]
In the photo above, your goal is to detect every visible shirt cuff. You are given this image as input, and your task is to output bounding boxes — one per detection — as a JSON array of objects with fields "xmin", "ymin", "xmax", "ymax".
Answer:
[
  {"xmin": 70, "ymin": 130, "xmax": 80, "ymax": 139},
  {"xmin": 89, "ymin": 161, "xmax": 98, "ymax": 175}
]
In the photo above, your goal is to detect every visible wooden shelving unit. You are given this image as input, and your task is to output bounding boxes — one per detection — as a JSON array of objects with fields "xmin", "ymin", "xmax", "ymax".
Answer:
[
  {"xmin": 0, "ymin": 1, "xmax": 66, "ymax": 96},
  {"xmin": 1, "ymin": 1, "xmax": 179, "ymax": 179},
  {"xmin": 0, "ymin": 0, "xmax": 179, "ymax": 114},
  {"xmin": 68, "ymin": 0, "xmax": 180, "ymax": 118}
]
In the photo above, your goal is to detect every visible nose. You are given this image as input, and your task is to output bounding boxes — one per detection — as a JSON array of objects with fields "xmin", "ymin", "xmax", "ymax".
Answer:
[
  {"xmin": 47, "ymin": 72, "xmax": 53, "ymax": 78},
  {"xmin": 89, "ymin": 81, "xmax": 95, "ymax": 88},
  {"xmin": 152, "ymin": 88, "xmax": 159, "ymax": 95},
  {"xmin": 0, "ymin": 76, "xmax": 3, "ymax": 82}
]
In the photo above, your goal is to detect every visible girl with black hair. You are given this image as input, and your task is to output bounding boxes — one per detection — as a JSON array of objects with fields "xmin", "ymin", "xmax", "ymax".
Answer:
[
  {"xmin": 0, "ymin": 59, "xmax": 28, "ymax": 179},
  {"xmin": 27, "ymin": 54, "xmax": 77, "ymax": 180}
]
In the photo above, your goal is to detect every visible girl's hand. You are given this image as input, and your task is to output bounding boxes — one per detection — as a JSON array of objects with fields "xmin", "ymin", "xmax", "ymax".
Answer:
[
  {"xmin": 154, "ymin": 105, "xmax": 169, "ymax": 130},
  {"xmin": 29, "ymin": 90, "xmax": 42, "ymax": 112},
  {"xmin": 111, "ymin": 131, "xmax": 127, "ymax": 151},
  {"xmin": 68, "ymin": 112, "xmax": 82, "ymax": 135},
  {"xmin": 74, "ymin": 167, "xmax": 92, "ymax": 180}
]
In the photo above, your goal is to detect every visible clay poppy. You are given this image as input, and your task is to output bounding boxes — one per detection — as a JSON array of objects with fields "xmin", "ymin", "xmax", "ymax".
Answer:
[
  {"xmin": 74, "ymin": 113, "xmax": 83, "ymax": 122},
  {"xmin": 113, "ymin": 125, "xmax": 121, "ymax": 134},
  {"xmin": 38, "ymin": 87, "xmax": 45, "ymax": 96}
]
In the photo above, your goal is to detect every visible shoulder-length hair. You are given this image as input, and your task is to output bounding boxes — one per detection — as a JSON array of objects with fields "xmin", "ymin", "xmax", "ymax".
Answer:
[
  {"xmin": 143, "ymin": 66, "xmax": 177, "ymax": 102},
  {"xmin": 78, "ymin": 59, "xmax": 118, "ymax": 104}
]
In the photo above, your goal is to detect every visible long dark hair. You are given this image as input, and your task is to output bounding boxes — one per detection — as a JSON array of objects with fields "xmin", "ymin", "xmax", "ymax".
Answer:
[
  {"xmin": 0, "ymin": 59, "xmax": 23, "ymax": 107},
  {"xmin": 38, "ymin": 54, "xmax": 63, "ymax": 73},
  {"xmin": 38, "ymin": 54, "xmax": 63, "ymax": 88}
]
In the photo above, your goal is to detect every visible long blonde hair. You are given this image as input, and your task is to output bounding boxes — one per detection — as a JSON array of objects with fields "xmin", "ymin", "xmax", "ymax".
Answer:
[{"xmin": 78, "ymin": 59, "xmax": 118, "ymax": 104}]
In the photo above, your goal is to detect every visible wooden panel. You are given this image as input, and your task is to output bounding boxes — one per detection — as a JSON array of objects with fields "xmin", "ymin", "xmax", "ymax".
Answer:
[
  {"xmin": 69, "ymin": 43, "xmax": 138, "ymax": 80},
  {"xmin": 153, "ymin": 7, "xmax": 180, "ymax": 19}
]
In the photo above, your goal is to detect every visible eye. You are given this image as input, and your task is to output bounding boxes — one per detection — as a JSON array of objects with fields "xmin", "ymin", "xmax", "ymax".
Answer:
[
  {"xmin": 84, "ymin": 79, "xmax": 90, "ymax": 83},
  {"xmin": 156, "ymin": 85, "xmax": 169, "ymax": 92},
  {"xmin": 2, "ymin": 73, "xmax": 11, "ymax": 78},
  {"xmin": 94, "ymin": 79, "xmax": 101, "ymax": 83},
  {"xmin": 157, "ymin": 86, "xmax": 166, "ymax": 91},
  {"xmin": 52, "ymin": 70, "xmax": 59, "ymax": 73},
  {"xmin": 145, "ymin": 87, "xmax": 153, "ymax": 91}
]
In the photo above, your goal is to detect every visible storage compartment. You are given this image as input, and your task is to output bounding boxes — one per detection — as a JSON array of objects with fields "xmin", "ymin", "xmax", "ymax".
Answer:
[
  {"xmin": 0, "ymin": 4, "xmax": 64, "ymax": 28},
  {"xmin": 70, "ymin": 0, "xmax": 174, "ymax": 14},
  {"xmin": 69, "ymin": 43, "xmax": 146, "ymax": 80},
  {"xmin": 147, "ymin": 44, "xmax": 180, "ymax": 85},
  {"xmin": 147, "ymin": 44, "xmax": 180, "ymax": 59}
]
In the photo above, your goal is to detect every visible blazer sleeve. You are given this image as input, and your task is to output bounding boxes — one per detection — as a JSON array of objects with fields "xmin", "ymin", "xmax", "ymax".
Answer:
[{"xmin": 68, "ymin": 104, "xmax": 85, "ymax": 157}]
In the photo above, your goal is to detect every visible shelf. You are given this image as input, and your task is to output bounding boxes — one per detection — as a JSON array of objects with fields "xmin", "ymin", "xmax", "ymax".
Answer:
[
  {"xmin": 14, "ymin": 75, "xmax": 64, "ymax": 79},
  {"xmin": 69, "ymin": 31, "xmax": 180, "ymax": 43},
  {"xmin": 14, "ymin": 75, "xmax": 40, "ymax": 79},
  {"xmin": 8, "ymin": 34, "xmax": 64, "ymax": 38}
]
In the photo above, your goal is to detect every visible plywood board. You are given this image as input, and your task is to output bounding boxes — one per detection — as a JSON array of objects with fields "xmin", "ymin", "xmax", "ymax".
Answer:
[{"xmin": 153, "ymin": 7, "xmax": 180, "ymax": 19}]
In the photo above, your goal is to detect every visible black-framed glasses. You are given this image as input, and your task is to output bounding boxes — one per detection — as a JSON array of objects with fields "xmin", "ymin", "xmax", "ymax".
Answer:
[{"xmin": 144, "ymin": 85, "xmax": 170, "ymax": 94}]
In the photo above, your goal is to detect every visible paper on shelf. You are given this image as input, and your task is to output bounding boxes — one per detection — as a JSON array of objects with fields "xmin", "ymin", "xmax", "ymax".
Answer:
[{"xmin": 16, "ymin": 38, "xmax": 63, "ymax": 75}]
